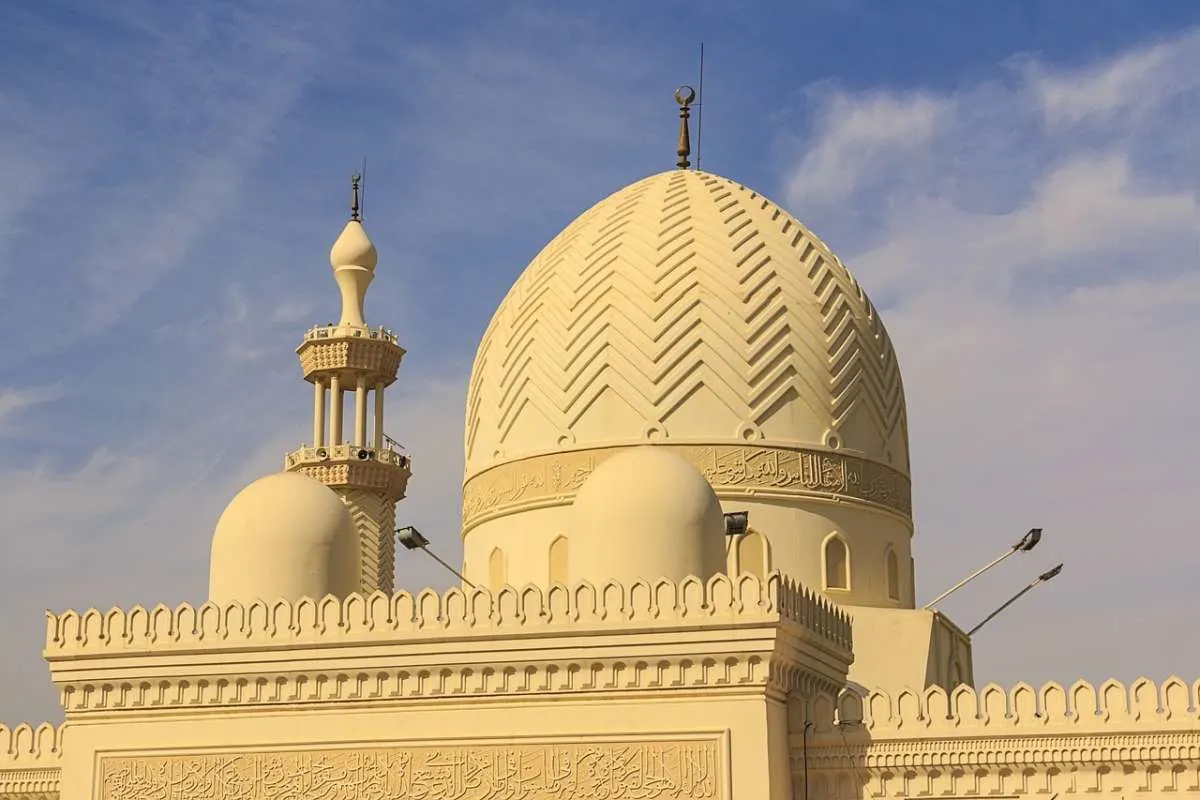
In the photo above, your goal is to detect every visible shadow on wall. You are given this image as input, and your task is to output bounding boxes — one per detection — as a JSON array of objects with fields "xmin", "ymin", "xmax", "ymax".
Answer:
[{"xmin": 801, "ymin": 678, "xmax": 1200, "ymax": 799}]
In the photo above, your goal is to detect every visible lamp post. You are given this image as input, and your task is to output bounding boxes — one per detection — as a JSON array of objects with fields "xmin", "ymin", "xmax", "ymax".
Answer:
[
  {"xmin": 966, "ymin": 563, "xmax": 1063, "ymax": 637},
  {"xmin": 923, "ymin": 528, "xmax": 1042, "ymax": 610},
  {"xmin": 396, "ymin": 526, "xmax": 476, "ymax": 589}
]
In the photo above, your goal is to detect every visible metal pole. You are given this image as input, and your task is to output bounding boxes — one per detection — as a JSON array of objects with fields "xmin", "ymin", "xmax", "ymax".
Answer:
[
  {"xmin": 967, "ymin": 564, "xmax": 1063, "ymax": 636},
  {"xmin": 923, "ymin": 550, "xmax": 1014, "ymax": 609},
  {"xmin": 802, "ymin": 720, "xmax": 812, "ymax": 800},
  {"xmin": 421, "ymin": 546, "xmax": 476, "ymax": 589},
  {"xmin": 924, "ymin": 528, "xmax": 1042, "ymax": 610}
]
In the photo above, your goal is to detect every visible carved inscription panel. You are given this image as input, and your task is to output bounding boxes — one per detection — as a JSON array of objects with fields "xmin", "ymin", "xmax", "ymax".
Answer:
[
  {"xmin": 99, "ymin": 740, "xmax": 721, "ymax": 800},
  {"xmin": 462, "ymin": 444, "xmax": 911, "ymax": 530}
]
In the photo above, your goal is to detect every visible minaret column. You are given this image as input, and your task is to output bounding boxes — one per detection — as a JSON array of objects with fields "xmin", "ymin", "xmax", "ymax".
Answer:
[
  {"xmin": 374, "ymin": 382, "xmax": 385, "ymax": 450},
  {"xmin": 329, "ymin": 374, "xmax": 343, "ymax": 445},
  {"xmin": 313, "ymin": 378, "xmax": 327, "ymax": 448},
  {"xmin": 354, "ymin": 375, "xmax": 368, "ymax": 447}
]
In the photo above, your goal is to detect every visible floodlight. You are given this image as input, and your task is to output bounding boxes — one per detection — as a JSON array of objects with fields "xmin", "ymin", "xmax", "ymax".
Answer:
[
  {"xmin": 723, "ymin": 511, "xmax": 750, "ymax": 537},
  {"xmin": 923, "ymin": 527, "xmax": 1045, "ymax": 610}
]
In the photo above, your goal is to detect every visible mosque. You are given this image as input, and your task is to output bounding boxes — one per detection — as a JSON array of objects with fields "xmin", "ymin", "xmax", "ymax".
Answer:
[{"xmin": 2, "ymin": 91, "xmax": 1198, "ymax": 800}]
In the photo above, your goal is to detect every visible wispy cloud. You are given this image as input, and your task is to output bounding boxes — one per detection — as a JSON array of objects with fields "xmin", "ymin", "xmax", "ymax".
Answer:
[
  {"xmin": 0, "ymin": 385, "xmax": 63, "ymax": 433},
  {"xmin": 782, "ymin": 29, "xmax": 1200, "ymax": 687},
  {"xmin": 0, "ymin": 4, "xmax": 658, "ymax": 725},
  {"xmin": 0, "ymin": 1, "xmax": 343, "ymax": 351}
]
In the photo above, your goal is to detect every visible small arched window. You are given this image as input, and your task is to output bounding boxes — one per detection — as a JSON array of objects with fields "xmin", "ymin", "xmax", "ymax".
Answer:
[
  {"xmin": 737, "ymin": 531, "xmax": 769, "ymax": 580},
  {"xmin": 488, "ymin": 547, "xmax": 507, "ymax": 590},
  {"xmin": 885, "ymin": 548, "xmax": 901, "ymax": 601},
  {"xmin": 548, "ymin": 536, "xmax": 568, "ymax": 585},
  {"xmin": 823, "ymin": 535, "xmax": 849, "ymax": 590}
]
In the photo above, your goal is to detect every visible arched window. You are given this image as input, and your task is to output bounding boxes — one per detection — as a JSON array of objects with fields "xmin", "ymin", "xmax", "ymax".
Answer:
[
  {"xmin": 823, "ymin": 534, "xmax": 850, "ymax": 590},
  {"xmin": 488, "ymin": 547, "xmax": 507, "ymax": 590},
  {"xmin": 737, "ymin": 531, "xmax": 769, "ymax": 580},
  {"xmin": 886, "ymin": 547, "xmax": 901, "ymax": 601},
  {"xmin": 548, "ymin": 536, "xmax": 568, "ymax": 585}
]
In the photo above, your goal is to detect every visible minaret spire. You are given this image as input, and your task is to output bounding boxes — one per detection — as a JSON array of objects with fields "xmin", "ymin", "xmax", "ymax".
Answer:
[
  {"xmin": 284, "ymin": 176, "xmax": 412, "ymax": 595},
  {"xmin": 329, "ymin": 174, "xmax": 378, "ymax": 329},
  {"xmin": 674, "ymin": 85, "xmax": 696, "ymax": 170},
  {"xmin": 350, "ymin": 173, "xmax": 362, "ymax": 222}
]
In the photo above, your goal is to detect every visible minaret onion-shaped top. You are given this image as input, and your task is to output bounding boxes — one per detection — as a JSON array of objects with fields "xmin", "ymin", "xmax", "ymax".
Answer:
[{"xmin": 329, "ymin": 174, "xmax": 378, "ymax": 328}]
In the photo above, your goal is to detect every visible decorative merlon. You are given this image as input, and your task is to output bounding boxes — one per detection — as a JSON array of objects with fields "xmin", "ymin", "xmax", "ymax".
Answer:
[
  {"xmin": 0, "ymin": 723, "xmax": 62, "ymax": 766},
  {"xmin": 42, "ymin": 572, "xmax": 851, "ymax": 656},
  {"xmin": 0, "ymin": 722, "xmax": 62, "ymax": 799},
  {"xmin": 809, "ymin": 677, "xmax": 1200, "ymax": 738}
]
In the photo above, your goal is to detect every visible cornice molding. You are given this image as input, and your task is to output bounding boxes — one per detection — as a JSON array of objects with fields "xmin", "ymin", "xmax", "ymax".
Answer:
[{"xmin": 802, "ymin": 729, "xmax": 1200, "ymax": 770}]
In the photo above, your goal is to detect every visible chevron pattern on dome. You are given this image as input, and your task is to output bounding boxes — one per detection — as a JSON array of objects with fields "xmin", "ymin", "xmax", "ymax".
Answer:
[{"xmin": 465, "ymin": 170, "xmax": 906, "ymax": 477}]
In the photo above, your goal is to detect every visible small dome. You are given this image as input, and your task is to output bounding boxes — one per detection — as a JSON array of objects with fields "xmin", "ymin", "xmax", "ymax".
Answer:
[
  {"xmin": 568, "ymin": 446, "xmax": 725, "ymax": 585},
  {"xmin": 329, "ymin": 220, "xmax": 378, "ymax": 270},
  {"xmin": 209, "ymin": 472, "xmax": 360, "ymax": 604}
]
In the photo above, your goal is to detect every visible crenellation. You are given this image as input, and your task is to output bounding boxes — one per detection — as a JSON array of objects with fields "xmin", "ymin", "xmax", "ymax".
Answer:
[
  {"xmin": 43, "ymin": 572, "xmax": 852, "ymax": 656},
  {"xmin": 0, "ymin": 723, "xmax": 64, "ymax": 780},
  {"xmin": 0, "ymin": 724, "xmax": 61, "ymax": 767},
  {"xmin": 819, "ymin": 677, "xmax": 1200, "ymax": 737}
]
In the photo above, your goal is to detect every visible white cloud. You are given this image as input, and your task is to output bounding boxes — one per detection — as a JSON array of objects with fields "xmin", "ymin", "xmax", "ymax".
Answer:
[
  {"xmin": 786, "ymin": 90, "xmax": 948, "ymax": 207},
  {"xmin": 0, "ymin": 385, "xmax": 62, "ymax": 433},
  {"xmin": 1022, "ymin": 36, "xmax": 1184, "ymax": 127},
  {"xmin": 782, "ymin": 30, "xmax": 1200, "ymax": 688}
]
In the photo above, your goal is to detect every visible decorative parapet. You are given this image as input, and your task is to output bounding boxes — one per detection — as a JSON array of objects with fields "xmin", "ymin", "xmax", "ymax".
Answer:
[
  {"xmin": 813, "ymin": 678, "xmax": 1200, "ymax": 736},
  {"xmin": 286, "ymin": 443, "xmax": 410, "ymax": 470},
  {"xmin": 44, "ymin": 572, "xmax": 850, "ymax": 656},
  {"xmin": 0, "ymin": 723, "xmax": 62, "ymax": 799},
  {"xmin": 296, "ymin": 325, "xmax": 404, "ymax": 386},
  {"xmin": 302, "ymin": 324, "xmax": 399, "ymax": 345},
  {"xmin": 800, "ymin": 680, "xmax": 1200, "ymax": 798},
  {"xmin": 285, "ymin": 442, "xmax": 411, "ymax": 499}
]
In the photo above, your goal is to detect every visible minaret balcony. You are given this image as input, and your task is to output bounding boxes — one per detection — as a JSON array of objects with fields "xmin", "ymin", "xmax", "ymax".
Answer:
[
  {"xmin": 285, "ymin": 442, "xmax": 411, "ymax": 500},
  {"xmin": 296, "ymin": 324, "xmax": 405, "ymax": 385}
]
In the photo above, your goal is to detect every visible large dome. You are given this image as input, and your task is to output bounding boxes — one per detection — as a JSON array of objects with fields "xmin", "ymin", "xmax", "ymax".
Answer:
[{"xmin": 461, "ymin": 169, "xmax": 914, "ymax": 608}]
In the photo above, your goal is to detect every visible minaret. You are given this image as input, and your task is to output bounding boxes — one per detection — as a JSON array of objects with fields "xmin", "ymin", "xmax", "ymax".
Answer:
[{"xmin": 284, "ymin": 175, "xmax": 411, "ymax": 595}]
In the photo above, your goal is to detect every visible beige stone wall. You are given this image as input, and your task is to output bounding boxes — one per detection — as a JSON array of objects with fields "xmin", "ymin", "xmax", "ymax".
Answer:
[
  {"xmin": 12, "ymin": 573, "xmax": 1198, "ymax": 799},
  {"xmin": 802, "ymin": 678, "xmax": 1200, "ymax": 798},
  {"xmin": 36, "ymin": 573, "xmax": 853, "ymax": 799},
  {"xmin": 0, "ymin": 723, "xmax": 61, "ymax": 799},
  {"xmin": 843, "ymin": 606, "xmax": 974, "ymax": 694}
]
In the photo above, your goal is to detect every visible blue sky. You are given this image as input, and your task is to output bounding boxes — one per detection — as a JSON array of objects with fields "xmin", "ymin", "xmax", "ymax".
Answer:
[{"xmin": 1, "ymin": 1, "xmax": 1198, "ymax": 724}]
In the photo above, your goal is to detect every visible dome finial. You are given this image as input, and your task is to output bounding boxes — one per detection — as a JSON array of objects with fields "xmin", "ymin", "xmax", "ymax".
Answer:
[
  {"xmin": 674, "ymin": 86, "xmax": 696, "ymax": 169},
  {"xmin": 350, "ymin": 173, "xmax": 362, "ymax": 221}
]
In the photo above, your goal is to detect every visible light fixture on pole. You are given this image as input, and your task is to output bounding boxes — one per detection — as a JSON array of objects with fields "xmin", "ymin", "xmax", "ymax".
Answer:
[
  {"xmin": 395, "ymin": 526, "xmax": 475, "ymax": 589},
  {"xmin": 966, "ymin": 563, "xmax": 1063, "ymax": 637},
  {"xmin": 923, "ymin": 528, "xmax": 1043, "ymax": 610}
]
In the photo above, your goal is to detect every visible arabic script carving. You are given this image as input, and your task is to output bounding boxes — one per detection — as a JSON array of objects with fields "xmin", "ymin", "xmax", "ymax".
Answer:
[
  {"xmin": 100, "ymin": 740, "xmax": 720, "ymax": 800},
  {"xmin": 462, "ymin": 444, "xmax": 910, "ymax": 530}
]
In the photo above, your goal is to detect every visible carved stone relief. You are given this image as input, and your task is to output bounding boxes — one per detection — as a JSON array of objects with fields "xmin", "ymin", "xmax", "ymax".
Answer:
[
  {"xmin": 100, "ymin": 739, "xmax": 721, "ymax": 799},
  {"xmin": 462, "ymin": 444, "xmax": 911, "ymax": 530}
]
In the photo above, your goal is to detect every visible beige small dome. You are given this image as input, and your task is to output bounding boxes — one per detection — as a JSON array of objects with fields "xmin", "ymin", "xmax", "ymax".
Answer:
[
  {"xmin": 568, "ymin": 446, "xmax": 725, "ymax": 585},
  {"xmin": 329, "ymin": 220, "xmax": 378, "ymax": 270},
  {"xmin": 209, "ymin": 472, "xmax": 360, "ymax": 604}
]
